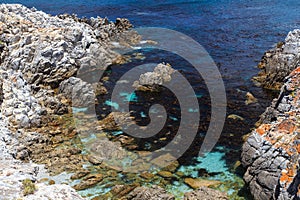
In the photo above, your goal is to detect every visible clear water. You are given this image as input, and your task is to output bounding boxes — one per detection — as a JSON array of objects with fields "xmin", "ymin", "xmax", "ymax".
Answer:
[{"xmin": 4, "ymin": 0, "xmax": 300, "ymax": 199}]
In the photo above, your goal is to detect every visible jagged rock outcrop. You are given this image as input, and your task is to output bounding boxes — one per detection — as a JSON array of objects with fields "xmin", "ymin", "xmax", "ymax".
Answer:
[
  {"xmin": 253, "ymin": 29, "xmax": 300, "ymax": 90},
  {"xmin": 242, "ymin": 67, "xmax": 300, "ymax": 199},
  {"xmin": 0, "ymin": 3, "xmax": 138, "ymax": 127}
]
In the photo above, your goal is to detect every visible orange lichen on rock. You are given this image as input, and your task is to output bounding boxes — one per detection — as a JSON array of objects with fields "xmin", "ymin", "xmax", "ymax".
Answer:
[
  {"xmin": 293, "ymin": 93, "xmax": 299, "ymax": 103},
  {"xmin": 277, "ymin": 119, "xmax": 296, "ymax": 134},
  {"xmin": 296, "ymin": 144, "xmax": 300, "ymax": 154},
  {"xmin": 290, "ymin": 67, "xmax": 300, "ymax": 76},
  {"xmin": 280, "ymin": 165, "xmax": 297, "ymax": 186},
  {"xmin": 256, "ymin": 124, "xmax": 271, "ymax": 135},
  {"xmin": 280, "ymin": 172, "xmax": 293, "ymax": 184}
]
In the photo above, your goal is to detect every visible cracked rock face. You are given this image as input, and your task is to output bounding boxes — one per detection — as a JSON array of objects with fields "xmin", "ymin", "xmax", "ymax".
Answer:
[{"xmin": 242, "ymin": 67, "xmax": 300, "ymax": 200}]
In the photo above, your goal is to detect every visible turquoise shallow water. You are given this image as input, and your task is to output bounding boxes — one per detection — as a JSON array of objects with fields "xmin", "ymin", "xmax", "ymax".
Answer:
[{"xmin": 3, "ymin": 0, "xmax": 300, "ymax": 198}]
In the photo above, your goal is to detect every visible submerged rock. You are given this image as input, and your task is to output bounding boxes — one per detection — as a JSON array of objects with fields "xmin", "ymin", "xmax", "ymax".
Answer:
[
  {"xmin": 73, "ymin": 173, "xmax": 103, "ymax": 190},
  {"xmin": 89, "ymin": 138, "xmax": 127, "ymax": 161},
  {"xmin": 71, "ymin": 170, "xmax": 90, "ymax": 180},
  {"xmin": 157, "ymin": 171, "xmax": 173, "ymax": 178},
  {"xmin": 110, "ymin": 184, "xmax": 140, "ymax": 199},
  {"xmin": 127, "ymin": 185, "xmax": 175, "ymax": 200},
  {"xmin": 227, "ymin": 114, "xmax": 245, "ymax": 121},
  {"xmin": 245, "ymin": 92, "xmax": 258, "ymax": 105},
  {"xmin": 97, "ymin": 112, "xmax": 134, "ymax": 131},
  {"xmin": 184, "ymin": 178, "xmax": 222, "ymax": 189},
  {"xmin": 183, "ymin": 187, "xmax": 228, "ymax": 200}
]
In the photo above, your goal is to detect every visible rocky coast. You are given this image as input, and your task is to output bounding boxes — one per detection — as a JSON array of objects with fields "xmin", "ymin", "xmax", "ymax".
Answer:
[
  {"xmin": 242, "ymin": 30, "xmax": 300, "ymax": 199},
  {"xmin": 0, "ymin": 4, "xmax": 229, "ymax": 200},
  {"xmin": 6, "ymin": 3, "xmax": 300, "ymax": 200}
]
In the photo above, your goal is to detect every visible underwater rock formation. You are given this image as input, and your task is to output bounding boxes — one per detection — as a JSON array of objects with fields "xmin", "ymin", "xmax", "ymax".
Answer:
[
  {"xmin": 184, "ymin": 187, "xmax": 228, "ymax": 200},
  {"xmin": 127, "ymin": 185, "xmax": 175, "ymax": 200}
]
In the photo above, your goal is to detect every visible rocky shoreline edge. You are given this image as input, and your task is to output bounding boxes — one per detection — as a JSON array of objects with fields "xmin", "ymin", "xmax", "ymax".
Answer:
[
  {"xmin": 0, "ymin": 3, "xmax": 134, "ymax": 199},
  {"xmin": 0, "ymin": 4, "xmax": 229, "ymax": 200},
  {"xmin": 242, "ymin": 30, "xmax": 300, "ymax": 199}
]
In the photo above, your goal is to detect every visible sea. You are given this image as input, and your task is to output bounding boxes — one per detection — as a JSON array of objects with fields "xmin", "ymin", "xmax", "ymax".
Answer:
[{"xmin": 3, "ymin": 0, "xmax": 300, "ymax": 199}]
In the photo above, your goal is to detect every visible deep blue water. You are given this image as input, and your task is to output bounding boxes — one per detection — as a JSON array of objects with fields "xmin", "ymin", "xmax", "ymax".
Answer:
[{"xmin": 3, "ymin": 0, "xmax": 300, "ymax": 198}]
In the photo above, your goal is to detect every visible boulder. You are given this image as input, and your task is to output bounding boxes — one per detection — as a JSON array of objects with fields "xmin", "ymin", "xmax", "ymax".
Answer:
[
  {"xmin": 133, "ymin": 63, "xmax": 175, "ymax": 92},
  {"xmin": 184, "ymin": 178, "xmax": 221, "ymax": 189}
]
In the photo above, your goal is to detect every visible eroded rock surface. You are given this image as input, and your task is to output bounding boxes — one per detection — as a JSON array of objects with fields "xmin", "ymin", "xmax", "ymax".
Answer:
[
  {"xmin": 1, "ymin": 69, "xmax": 44, "ymax": 128},
  {"xmin": 59, "ymin": 77, "xmax": 95, "ymax": 107}
]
